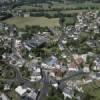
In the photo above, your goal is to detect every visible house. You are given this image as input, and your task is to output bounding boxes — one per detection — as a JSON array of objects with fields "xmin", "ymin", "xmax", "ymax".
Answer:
[
  {"xmin": 58, "ymin": 44, "xmax": 64, "ymax": 51},
  {"xmin": 49, "ymin": 72, "xmax": 55, "ymax": 77},
  {"xmin": 89, "ymin": 72, "xmax": 96, "ymax": 79},
  {"xmin": 23, "ymin": 89, "xmax": 37, "ymax": 100},
  {"xmin": 82, "ymin": 77, "xmax": 93, "ymax": 84},
  {"xmin": 83, "ymin": 64, "xmax": 90, "ymax": 73},
  {"xmin": 2, "ymin": 53, "xmax": 8, "ymax": 60},
  {"xmin": 25, "ymin": 60, "xmax": 42, "ymax": 82},
  {"xmin": 18, "ymin": 31, "xmax": 27, "ymax": 38},
  {"xmin": 52, "ymin": 83, "xmax": 58, "ymax": 89},
  {"xmin": 62, "ymin": 87, "xmax": 74, "ymax": 99},
  {"xmin": 15, "ymin": 86, "xmax": 28, "ymax": 96},
  {"xmin": 0, "ymin": 93, "xmax": 9, "ymax": 100},
  {"xmin": 86, "ymin": 40, "xmax": 96, "ymax": 48},
  {"xmin": 24, "ymin": 13, "xmax": 30, "ymax": 17},
  {"xmin": 96, "ymin": 17, "xmax": 100, "ymax": 24},
  {"xmin": 4, "ymin": 84, "xmax": 11, "ymax": 91},
  {"xmin": 96, "ymin": 72, "xmax": 100, "ymax": 80},
  {"xmin": 0, "ymin": 23, "xmax": 5, "ymax": 30},
  {"xmin": 15, "ymin": 39, "xmax": 22, "ymax": 48},
  {"xmin": 81, "ymin": 54, "xmax": 87, "ymax": 63},
  {"xmin": 25, "ymin": 59, "xmax": 38, "ymax": 71},
  {"xmin": 75, "ymin": 57, "xmax": 84, "ymax": 65},
  {"xmin": 88, "ymin": 52, "xmax": 95, "ymax": 57},
  {"xmin": 15, "ymin": 85, "xmax": 38, "ymax": 100},
  {"xmin": 4, "ymin": 26, "xmax": 9, "ymax": 31},
  {"xmin": 44, "ymin": 56, "xmax": 58, "ymax": 66},
  {"xmin": 61, "ymin": 53, "xmax": 67, "ymax": 58},
  {"xmin": 41, "ymin": 63, "xmax": 51, "ymax": 69},
  {"xmin": 52, "ymin": 68, "xmax": 64, "ymax": 79},
  {"xmin": 67, "ymin": 62, "xmax": 79, "ymax": 72},
  {"xmin": 30, "ymin": 75, "xmax": 41, "ymax": 82},
  {"xmin": 62, "ymin": 40, "xmax": 67, "ymax": 44},
  {"xmin": 93, "ymin": 58, "xmax": 100, "ymax": 71}
]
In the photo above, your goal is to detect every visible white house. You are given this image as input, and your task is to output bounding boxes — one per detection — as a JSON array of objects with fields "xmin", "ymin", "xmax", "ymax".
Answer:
[
  {"xmin": 30, "ymin": 75, "xmax": 42, "ymax": 82},
  {"xmin": 15, "ymin": 86, "xmax": 29, "ymax": 96}
]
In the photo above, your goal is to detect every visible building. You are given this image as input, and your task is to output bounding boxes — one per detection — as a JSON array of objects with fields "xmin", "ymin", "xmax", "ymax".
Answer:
[
  {"xmin": 0, "ymin": 93, "xmax": 9, "ymax": 100},
  {"xmin": 15, "ymin": 85, "xmax": 38, "ymax": 100},
  {"xmin": 15, "ymin": 86, "xmax": 28, "ymax": 96},
  {"xmin": 24, "ymin": 34, "xmax": 49, "ymax": 50}
]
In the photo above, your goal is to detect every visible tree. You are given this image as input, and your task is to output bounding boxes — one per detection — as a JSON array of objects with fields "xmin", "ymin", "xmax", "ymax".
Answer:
[
  {"xmin": 0, "ymin": 81, "xmax": 4, "ymax": 90},
  {"xmin": 46, "ymin": 96, "xmax": 62, "ymax": 100},
  {"xmin": 47, "ymin": 87, "xmax": 64, "ymax": 100},
  {"xmin": 59, "ymin": 16, "xmax": 65, "ymax": 27},
  {"xmin": 83, "ymin": 93, "xmax": 95, "ymax": 100}
]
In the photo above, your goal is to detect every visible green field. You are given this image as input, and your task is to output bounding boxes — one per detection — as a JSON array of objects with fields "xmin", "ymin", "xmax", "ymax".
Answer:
[
  {"xmin": 14, "ymin": 2, "xmax": 100, "ymax": 18},
  {"xmin": 3, "ymin": 17, "xmax": 60, "ymax": 28},
  {"xmin": 11, "ymin": 2, "xmax": 100, "ymax": 29}
]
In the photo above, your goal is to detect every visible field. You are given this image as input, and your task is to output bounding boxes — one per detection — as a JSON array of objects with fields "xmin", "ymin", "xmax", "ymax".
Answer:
[
  {"xmin": 3, "ymin": 17, "xmax": 60, "ymax": 28},
  {"xmin": 3, "ymin": 2, "xmax": 100, "ymax": 28},
  {"xmin": 4, "ymin": 2, "xmax": 100, "ymax": 29},
  {"xmin": 14, "ymin": 2, "xmax": 100, "ymax": 17}
]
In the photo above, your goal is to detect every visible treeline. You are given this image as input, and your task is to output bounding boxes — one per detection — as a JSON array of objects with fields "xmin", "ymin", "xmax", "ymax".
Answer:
[
  {"xmin": 17, "ymin": 0, "xmax": 62, "ymax": 4},
  {"xmin": 65, "ymin": 0, "xmax": 100, "ymax": 3},
  {"xmin": 17, "ymin": 5, "xmax": 99, "ymax": 18},
  {"xmin": 20, "ymin": 25, "xmax": 49, "ymax": 40},
  {"xmin": 20, "ymin": 6, "xmax": 99, "ymax": 13},
  {"xmin": 24, "ymin": 25, "xmax": 48, "ymax": 33},
  {"xmin": 13, "ymin": 0, "xmax": 100, "ymax": 3},
  {"xmin": 0, "ymin": 12, "xmax": 13, "ymax": 20},
  {"xmin": 15, "ymin": 0, "xmax": 100, "ymax": 4},
  {"xmin": 30, "ymin": 12, "xmax": 77, "ymax": 18},
  {"xmin": 1, "ymin": 0, "xmax": 100, "ymax": 6}
]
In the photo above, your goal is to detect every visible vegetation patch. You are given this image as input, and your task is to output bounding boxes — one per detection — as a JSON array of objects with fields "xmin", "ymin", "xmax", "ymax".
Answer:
[{"xmin": 83, "ymin": 80, "xmax": 100, "ymax": 100}]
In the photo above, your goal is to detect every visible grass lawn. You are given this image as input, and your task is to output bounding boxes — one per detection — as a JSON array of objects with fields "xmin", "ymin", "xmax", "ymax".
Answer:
[
  {"xmin": 3, "ymin": 17, "xmax": 60, "ymax": 28},
  {"xmin": 64, "ymin": 17, "xmax": 76, "ymax": 25}
]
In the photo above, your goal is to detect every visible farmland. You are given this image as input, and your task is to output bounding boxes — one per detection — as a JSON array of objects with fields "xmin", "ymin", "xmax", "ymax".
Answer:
[
  {"xmin": 3, "ymin": 17, "xmax": 60, "ymax": 28},
  {"xmin": 10, "ymin": 2, "xmax": 100, "ymax": 28},
  {"xmin": 2, "ymin": 1, "xmax": 100, "ymax": 28},
  {"xmin": 15, "ymin": 2, "xmax": 100, "ymax": 10}
]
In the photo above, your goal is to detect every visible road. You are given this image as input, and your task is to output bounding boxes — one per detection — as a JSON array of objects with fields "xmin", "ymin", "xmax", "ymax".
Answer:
[
  {"xmin": 37, "ymin": 27, "xmax": 88, "ymax": 100},
  {"xmin": 59, "ymin": 71, "xmax": 88, "ymax": 82},
  {"xmin": 37, "ymin": 70, "xmax": 50, "ymax": 100}
]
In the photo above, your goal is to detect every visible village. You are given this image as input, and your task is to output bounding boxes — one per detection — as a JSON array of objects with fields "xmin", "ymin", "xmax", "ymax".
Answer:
[{"xmin": 0, "ymin": 10, "xmax": 100, "ymax": 100}]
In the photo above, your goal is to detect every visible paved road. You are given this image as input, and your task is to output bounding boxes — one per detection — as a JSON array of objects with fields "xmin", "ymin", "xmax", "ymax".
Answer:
[
  {"xmin": 37, "ymin": 70, "xmax": 50, "ymax": 100},
  {"xmin": 59, "ymin": 71, "xmax": 88, "ymax": 82}
]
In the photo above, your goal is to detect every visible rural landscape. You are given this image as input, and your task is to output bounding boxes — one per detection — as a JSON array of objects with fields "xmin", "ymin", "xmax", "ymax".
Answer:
[{"xmin": 0, "ymin": 0, "xmax": 100, "ymax": 100}]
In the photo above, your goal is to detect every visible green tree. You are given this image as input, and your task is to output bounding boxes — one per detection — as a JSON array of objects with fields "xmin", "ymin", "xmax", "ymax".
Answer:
[
  {"xmin": 59, "ymin": 16, "xmax": 65, "ymax": 27},
  {"xmin": 46, "ymin": 96, "xmax": 62, "ymax": 100},
  {"xmin": 84, "ymin": 93, "xmax": 95, "ymax": 100},
  {"xmin": 0, "ymin": 81, "xmax": 4, "ymax": 90}
]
